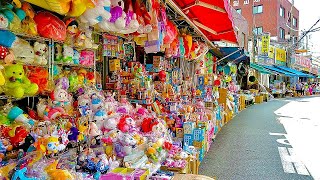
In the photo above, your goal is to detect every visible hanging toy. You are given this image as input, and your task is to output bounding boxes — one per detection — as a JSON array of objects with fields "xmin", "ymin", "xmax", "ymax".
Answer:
[{"xmin": 34, "ymin": 11, "xmax": 66, "ymax": 41}]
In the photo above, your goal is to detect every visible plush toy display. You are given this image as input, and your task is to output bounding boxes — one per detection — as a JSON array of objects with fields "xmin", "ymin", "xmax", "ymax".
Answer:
[
  {"xmin": 0, "ymin": 30, "xmax": 18, "ymax": 48},
  {"xmin": 11, "ymin": 39, "xmax": 35, "ymax": 64},
  {"xmin": 27, "ymin": 67, "xmax": 49, "ymax": 94},
  {"xmin": 79, "ymin": 0, "xmax": 111, "ymax": 26},
  {"xmin": 0, "ymin": 14, "xmax": 9, "ymax": 29},
  {"xmin": 34, "ymin": 11, "xmax": 66, "ymax": 41},
  {"xmin": 63, "ymin": 44, "xmax": 74, "ymax": 63},
  {"xmin": 21, "ymin": 2, "xmax": 37, "ymax": 35},
  {"xmin": 4, "ymin": 64, "xmax": 39, "ymax": 98},
  {"xmin": 54, "ymin": 44, "xmax": 63, "ymax": 62},
  {"xmin": 34, "ymin": 42, "xmax": 48, "ymax": 65}
]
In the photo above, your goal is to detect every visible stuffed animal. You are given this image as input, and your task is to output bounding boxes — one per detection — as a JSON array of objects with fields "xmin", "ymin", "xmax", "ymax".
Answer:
[
  {"xmin": 50, "ymin": 85, "xmax": 72, "ymax": 109},
  {"xmin": 54, "ymin": 44, "xmax": 63, "ymax": 62},
  {"xmin": 27, "ymin": 67, "xmax": 49, "ymax": 94},
  {"xmin": 73, "ymin": 49, "xmax": 80, "ymax": 64},
  {"xmin": 11, "ymin": 39, "xmax": 35, "ymax": 64},
  {"xmin": 2, "ymin": 3, "xmax": 25, "ymax": 33},
  {"xmin": 0, "ymin": 13, "xmax": 9, "ymax": 29},
  {"xmin": 0, "ymin": 30, "xmax": 18, "ymax": 48},
  {"xmin": 79, "ymin": 0, "xmax": 111, "ymax": 26},
  {"xmin": 99, "ymin": 0, "xmax": 126, "ymax": 32},
  {"xmin": 21, "ymin": 2, "xmax": 37, "ymax": 35},
  {"xmin": 4, "ymin": 64, "xmax": 38, "ymax": 98},
  {"xmin": 63, "ymin": 44, "xmax": 73, "ymax": 63},
  {"xmin": 34, "ymin": 42, "xmax": 48, "ymax": 65}
]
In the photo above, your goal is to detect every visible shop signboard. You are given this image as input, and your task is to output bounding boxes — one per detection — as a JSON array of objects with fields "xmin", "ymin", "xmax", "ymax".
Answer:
[
  {"xmin": 275, "ymin": 48, "xmax": 286, "ymax": 66},
  {"xmin": 260, "ymin": 33, "xmax": 270, "ymax": 57},
  {"xmin": 293, "ymin": 55, "xmax": 311, "ymax": 72}
]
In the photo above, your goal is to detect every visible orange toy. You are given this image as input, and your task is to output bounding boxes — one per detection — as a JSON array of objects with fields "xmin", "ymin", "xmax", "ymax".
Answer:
[
  {"xmin": 27, "ymin": 67, "xmax": 49, "ymax": 94},
  {"xmin": 21, "ymin": 2, "xmax": 38, "ymax": 35}
]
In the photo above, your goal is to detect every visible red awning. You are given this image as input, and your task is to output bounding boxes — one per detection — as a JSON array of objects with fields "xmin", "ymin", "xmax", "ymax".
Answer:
[{"xmin": 173, "ymin": 0, "xmax": 238, "ymax": 44}]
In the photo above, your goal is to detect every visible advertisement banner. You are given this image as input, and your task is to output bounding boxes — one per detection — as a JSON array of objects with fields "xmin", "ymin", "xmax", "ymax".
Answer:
[
  {"xmin": 293, "ymin": 55, "xmax": 311, "ymax": 72},
  {"xmin": 260, "ymin": 33, "xmax": 270, "ymax": 57},
  {"xmin": 268, "ymin": 46, "xmax": 275, "ymax": 59},
  {"xmin": 275, "ymin": 48, "xmax": 286, "ymax": 65}
]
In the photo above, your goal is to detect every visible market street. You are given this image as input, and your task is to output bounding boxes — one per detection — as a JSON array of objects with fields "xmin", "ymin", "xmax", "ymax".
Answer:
[{"xmin": 199, "ymin": 97, "xmax": 319, "ymax": 180}]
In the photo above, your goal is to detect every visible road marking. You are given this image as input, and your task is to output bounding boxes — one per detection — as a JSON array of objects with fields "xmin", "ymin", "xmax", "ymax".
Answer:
[
  {"xmin": 278, "ymin": 147, "xmax": 310, "ymax": 176},
  {"xmin": 269, "ymin": 132, "xmax": 291, "ymax": 146},
  {"xmin": 287, "ymin": 148, "xmax": 310, "ymax": 176}
]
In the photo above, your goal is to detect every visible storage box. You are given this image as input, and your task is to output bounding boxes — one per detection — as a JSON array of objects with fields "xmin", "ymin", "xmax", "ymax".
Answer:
[
  {"xmin": 109, "ymin": 59, "xmax": 121, "ymax": 71},
  {"xmin": 183, "ymin": 122, "xmax": 195, "ymax": 135},
  {"xmin": 184, "ymin": 134, "xmax": 193, "ymax": 146},
  {"xmin": 254, "ymin": 95, "xmax": 263, "ymax": 104},
  {"xmin": 176, "ymin": 128, "xmax": 184, "ymax": 138},
  {"xmin": 193, "ymin": 140, "xmax": 205, "ymax": 149},
  {"xmin": 193, "ymin": 128, "xmax": 205, "ymax": 141}
]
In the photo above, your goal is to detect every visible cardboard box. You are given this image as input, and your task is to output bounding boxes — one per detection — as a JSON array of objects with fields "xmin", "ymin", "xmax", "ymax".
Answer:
[
  {"xmin": 183, "ymin": 122, "xmax": 195, "ymax": 135},
  {"xmin": 176, "ymin": 128, "xmax": 184, "ymax": 138},
  {"xmin": 109, "ymin": 59, "xmax": 121, "ymax": 71}
]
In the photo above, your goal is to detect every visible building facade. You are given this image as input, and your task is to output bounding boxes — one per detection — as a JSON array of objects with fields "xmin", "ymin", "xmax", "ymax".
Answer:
[{"xmin": 230, "ymin": 0, "xmax": 299, "ymax": 42}]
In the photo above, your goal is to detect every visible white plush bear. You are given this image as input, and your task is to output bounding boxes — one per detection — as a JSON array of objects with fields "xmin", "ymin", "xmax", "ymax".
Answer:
[
  {"xmin": 11, "ymin": 39, "xmax": 35, "ymax": 64},
  {"xmin": 63, "ymin": 45, "xmax": 74, "ymax": 64},
  {"xmin": 34, "ymin": 42, "xmax": 48, "ymax": 65}
]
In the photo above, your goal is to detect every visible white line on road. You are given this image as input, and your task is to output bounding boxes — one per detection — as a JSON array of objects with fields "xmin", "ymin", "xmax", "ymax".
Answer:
[
  {"xmin": 278, "ymin": 147, "xmax": 296, "ymax": 174},
  {"xmin": 278, "ymin": 147, "xmax": 310, "ymax": 176},
  {"xmin": 287, "ymin": 148, "xmax": 310, "ymax": 176}
]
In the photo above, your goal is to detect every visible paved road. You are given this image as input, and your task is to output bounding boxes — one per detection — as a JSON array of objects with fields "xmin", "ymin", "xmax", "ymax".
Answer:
[{"xmin": 199, "ymin": 98, "xmax": 314, "ymax": 180}]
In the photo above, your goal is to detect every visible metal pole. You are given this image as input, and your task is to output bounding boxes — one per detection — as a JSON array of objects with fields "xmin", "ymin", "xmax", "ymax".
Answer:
[{"xmin": 214, "ymin": 48, "xmax": 243, "ymax": 65}]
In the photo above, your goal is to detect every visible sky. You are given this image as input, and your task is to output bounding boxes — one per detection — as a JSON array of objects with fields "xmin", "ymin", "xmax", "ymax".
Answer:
[{"xmin": 294, "ymin": 0, "xmax": 320, "ymax": 58}]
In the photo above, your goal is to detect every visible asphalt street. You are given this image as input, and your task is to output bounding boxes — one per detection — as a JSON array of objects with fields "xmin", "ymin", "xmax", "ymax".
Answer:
[{"xmin": 199, "ymin": 98, "xmax": 314, "ymax": 180}]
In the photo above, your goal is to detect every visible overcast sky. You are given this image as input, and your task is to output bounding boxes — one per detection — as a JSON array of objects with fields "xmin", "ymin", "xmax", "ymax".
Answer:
[{"xmin": 294, "ymin": 0, "xmax": 320, "ymax": 57}]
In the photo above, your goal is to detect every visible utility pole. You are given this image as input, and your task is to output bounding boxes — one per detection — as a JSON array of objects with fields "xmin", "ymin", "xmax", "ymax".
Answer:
[{"xmin": 287, "ymin": 0, "xmax": 295, "ymax": 68}]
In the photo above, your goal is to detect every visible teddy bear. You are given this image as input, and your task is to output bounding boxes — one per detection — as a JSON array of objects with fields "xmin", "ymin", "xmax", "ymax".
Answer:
[
  {"xmin": 63, "ymin": 44, "xmax": 73, "ymax": 64},
  {"xmin": 34, "ymin": 42, "xmax": 48, "ymax": 65},
  {"xmin": 99, "ymin": 0, "xmax": 126, "ymax": 32},
  {"xmin": 11, "ymin": 38, "xmax": 35, "ymax": 64},
  {"xmin": 4, "ymin": 64, "xmax": 38, "ymax": 98}
]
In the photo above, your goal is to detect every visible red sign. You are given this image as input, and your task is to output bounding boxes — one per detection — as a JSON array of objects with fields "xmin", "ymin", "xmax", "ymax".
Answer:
[{"xmin": 293, "ymin": 55, "xmax": 311, "ymax": 69}]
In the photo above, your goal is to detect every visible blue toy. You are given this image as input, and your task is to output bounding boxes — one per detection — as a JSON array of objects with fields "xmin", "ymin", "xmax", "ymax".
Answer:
[
  {"xmin": 12, "ymin": 167, "xmax": 37, "ymax": 180},
  {"xmin": 0, "ymin": 30, "xmax": 17, "ymax": 47}
]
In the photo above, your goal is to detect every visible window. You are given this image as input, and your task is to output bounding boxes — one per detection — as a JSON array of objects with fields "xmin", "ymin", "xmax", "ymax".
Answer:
[
  {"xmin": 244, "ymin": 0, "xmax": 249, "ymax": 5},
  {"xmin": 253, "ymin": 27, "xmax": 263, "ymax": 35},
  {"xmin": 233, "ymin": 0, "xmax": 239, "ymax": 6},
  {"xmin": 236, "ymin": 9, "xmax": 242, "ymax": 14},
  {"xmin": 293, "ymin": 17, "xmax": 297, "ymax": 27},
  {"xmin": 253, "ymin": 5, "xmax": 263, "ymax": 14},
  {"xmin": 279, "ymin": 28, "xmax": 285, "ymax": 39},
  {"xmin": 280, "ymin": 6, "xmax": 285, "ymax": 17}
]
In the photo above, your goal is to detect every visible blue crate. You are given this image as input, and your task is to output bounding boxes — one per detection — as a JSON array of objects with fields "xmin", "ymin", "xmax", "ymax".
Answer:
[
  {"xmin": 193, "ymin": 128, "xmax": 205, "ymax": 141},
  {"xmin": 183, "ymin": 134, "xmax": 193, "ymax": 146}
]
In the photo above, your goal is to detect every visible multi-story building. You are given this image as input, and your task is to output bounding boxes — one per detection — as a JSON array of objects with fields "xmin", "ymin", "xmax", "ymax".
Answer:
[{"xmin": 230, "ymin": 0, "xmax": 299, "ymax": 42}]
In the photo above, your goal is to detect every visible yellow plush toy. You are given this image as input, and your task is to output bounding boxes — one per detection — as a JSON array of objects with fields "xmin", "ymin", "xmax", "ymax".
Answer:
[{"xmin": 4, "ymin": 64, "xmax": 38, "ymax": 98}]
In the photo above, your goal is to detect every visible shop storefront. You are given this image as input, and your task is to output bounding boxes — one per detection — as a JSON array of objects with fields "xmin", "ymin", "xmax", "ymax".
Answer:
[{"xmin": 0, "ymin": 0, "xmax": 254, "ymax": 179}]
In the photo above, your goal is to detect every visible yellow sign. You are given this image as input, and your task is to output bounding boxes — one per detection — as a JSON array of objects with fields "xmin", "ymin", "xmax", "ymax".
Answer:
[
  {"xmin": 275, "ymin": 48, "xmax": 286, "ymax": 63},
  {"xmin": 261, "ymin": 33, "xmax": 270, "ymax": 56},
  {"xmin": 268, "ymin": 46, "xmax": 275, "ymax": 59}
]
